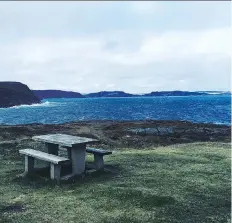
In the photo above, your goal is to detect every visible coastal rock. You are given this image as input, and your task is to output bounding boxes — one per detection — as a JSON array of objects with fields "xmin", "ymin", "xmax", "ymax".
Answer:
[
  {"xmin": 0, "ymin": 82, "xmax": 40, "ymax": 108},
  {"xmin": 0, "ymin": 120, "xmax": 230, "ymax": 149}
]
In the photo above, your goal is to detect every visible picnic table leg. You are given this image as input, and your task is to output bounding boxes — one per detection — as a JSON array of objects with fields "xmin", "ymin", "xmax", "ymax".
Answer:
[
  {"xmin": 67, "ymin": 149, "xmax": 72, "ymax": 159},
  {"xmin": 94, "ymin": 154, "xmax": 104, "ymax": 170},
  {"xmin": 45, "ymin": 143, "xmax": 59, "ymax": 169},
  {"xmin": 50, "ymin": 164, "xmax": 61, "ymax": 182},
  {"xmin": 24, "ymin": 155, "xmax": 34, "ymax": 176},
  {"xmin": 71, "ymin": 144, "xmax": 86, "ymax": 175}
]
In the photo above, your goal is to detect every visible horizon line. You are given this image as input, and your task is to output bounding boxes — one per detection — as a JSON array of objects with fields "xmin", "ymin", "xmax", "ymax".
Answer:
[{"xmin": 32, "ymin": 89, "xmax": 231, "ymax": 94}]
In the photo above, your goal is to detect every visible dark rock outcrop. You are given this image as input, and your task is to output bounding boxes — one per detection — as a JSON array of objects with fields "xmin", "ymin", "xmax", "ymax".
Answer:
[
  {"xmin": 33, "ymin": 90, "xmax": 84, "ymax": 99},
  {"xmin": 0, "ymin": 82, "xmax": 40, "ymax": 108}
]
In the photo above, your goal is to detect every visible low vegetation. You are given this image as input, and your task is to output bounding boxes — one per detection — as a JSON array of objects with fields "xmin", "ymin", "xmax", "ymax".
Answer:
[{"xmin": 0, "ymin": 142, "xmax": 231, "ymax": 223}]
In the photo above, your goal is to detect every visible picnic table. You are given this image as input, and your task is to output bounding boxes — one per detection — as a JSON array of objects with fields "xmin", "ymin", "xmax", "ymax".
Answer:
[{"xmin": 32, "ymin": 134, "xmax": 99, "ymax": 178}]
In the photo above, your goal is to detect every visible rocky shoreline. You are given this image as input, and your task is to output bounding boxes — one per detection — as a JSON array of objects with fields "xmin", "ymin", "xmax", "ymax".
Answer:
[{"xmin": 0, "ymin": 120, "xmax": 230, "ymax": 149}]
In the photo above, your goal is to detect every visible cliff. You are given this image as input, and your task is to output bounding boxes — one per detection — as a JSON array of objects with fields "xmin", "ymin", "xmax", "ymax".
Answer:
[
  {"xmin": 0, "ymin": 82, "xmax": 40, "ymax": 108},
  {"xmin": 33, "ymin": 90, "xmax": 84, "ymax": 99}
]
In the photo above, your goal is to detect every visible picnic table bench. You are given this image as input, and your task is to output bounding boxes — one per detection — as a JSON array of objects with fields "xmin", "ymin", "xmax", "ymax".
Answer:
[
  {"xmin": 19, "ymin": 134, "xmax": 113, "ymax": 182},
  {"xmin": 19, "ymin": 149, "xmax": 69, "ymax": 181},
  {"xmin": 86, "ymin": 147, "xmax": 112, "ymax": 170}
]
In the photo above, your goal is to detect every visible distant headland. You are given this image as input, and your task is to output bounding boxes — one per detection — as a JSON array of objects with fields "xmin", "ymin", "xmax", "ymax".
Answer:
[
  {"xmin": 33, "ymin": 90, "xmax": 84, "ymax": 100},
  {"xmin": 33, "ymin": 89, "xmax": 231, "ymax": 99}
]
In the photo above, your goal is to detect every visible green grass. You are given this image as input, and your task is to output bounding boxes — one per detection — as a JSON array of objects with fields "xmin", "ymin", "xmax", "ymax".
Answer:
[{"xmin": 0, "ymin": 142, "xmax": 231, "ymax": 223}]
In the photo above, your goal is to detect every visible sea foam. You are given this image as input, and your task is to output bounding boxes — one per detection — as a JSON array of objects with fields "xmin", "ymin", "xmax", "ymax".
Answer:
[{"xmin": 2, "ymin": 101, "xmax": 59, "ymax": 109}]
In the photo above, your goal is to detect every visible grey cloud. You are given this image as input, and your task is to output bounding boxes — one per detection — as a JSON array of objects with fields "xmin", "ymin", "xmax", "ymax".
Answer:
[
  {"xmin": 0, "ymin": 2, "xmax": 230, "ymax": 93},
  {"xmin": 0, "ymin": 1, "xmax": 229, "ymax": 41}
]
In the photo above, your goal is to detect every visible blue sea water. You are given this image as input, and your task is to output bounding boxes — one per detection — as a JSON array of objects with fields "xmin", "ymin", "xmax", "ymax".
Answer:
[{"xmin": 0, "ymin": 95, "xmax": 231, "ymax": 125}]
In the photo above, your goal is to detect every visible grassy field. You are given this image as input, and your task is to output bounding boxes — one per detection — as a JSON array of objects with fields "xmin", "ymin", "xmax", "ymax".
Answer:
[{"xmin": 0, "ymin": 142, "xmax": 231, "ymax": 223}]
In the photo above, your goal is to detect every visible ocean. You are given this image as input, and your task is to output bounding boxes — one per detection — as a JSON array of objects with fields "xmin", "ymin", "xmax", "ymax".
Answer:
[{"xmin": 0, "ymin": 95, "xmax": 231, "ymax": 125}]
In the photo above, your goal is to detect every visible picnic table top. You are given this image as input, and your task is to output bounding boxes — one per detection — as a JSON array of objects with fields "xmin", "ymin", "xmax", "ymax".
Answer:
[{"xmin": 32, "ymin": 134, "xmax": 99, "ymax": 147}]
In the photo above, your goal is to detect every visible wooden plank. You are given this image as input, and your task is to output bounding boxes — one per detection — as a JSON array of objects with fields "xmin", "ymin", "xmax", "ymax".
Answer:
[
  {"xmin": 19, "ymin": 149, "xmax": 69, "ymax": 164},
  {"xmin": 86, "ymin": 147, "xmax": 112, "ymax": 155},
  {"xmin": 32, "ymin": 134, "xmax": 99, "ymax": 147}
]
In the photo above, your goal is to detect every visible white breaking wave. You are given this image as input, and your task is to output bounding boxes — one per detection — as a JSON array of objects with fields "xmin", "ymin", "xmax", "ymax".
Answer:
[
  {"xmin": 3, "ymin": 101, "xmax": 59, "ymax": 109},
  {"xmin": 202, "ymin": 91, "xmax": 230, "ymax": 95},
  {"xmin": 206, "ymin": 92, "xmax": 224, "ymax": 95}
]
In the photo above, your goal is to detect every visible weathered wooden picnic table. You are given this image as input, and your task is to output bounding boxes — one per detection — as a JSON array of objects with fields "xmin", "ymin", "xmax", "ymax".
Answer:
[{"xmin": 32, "ymin": 134, "xmax": 99, "ymax": 178}]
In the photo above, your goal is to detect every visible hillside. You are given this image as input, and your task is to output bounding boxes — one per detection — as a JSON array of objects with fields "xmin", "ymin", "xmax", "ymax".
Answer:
[
  {"xmin": 0, "ymin": 82, "xmax": 40, "ymax": 108},
  {"xmin": 33, "ymin": 90, "xmax": 84, "ymax": 99}
]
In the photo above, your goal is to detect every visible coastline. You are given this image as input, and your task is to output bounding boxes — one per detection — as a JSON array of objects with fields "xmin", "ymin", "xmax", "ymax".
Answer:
[{"xmin": 0, "ymin": 120, "xmax": 230, "ymax": 149}]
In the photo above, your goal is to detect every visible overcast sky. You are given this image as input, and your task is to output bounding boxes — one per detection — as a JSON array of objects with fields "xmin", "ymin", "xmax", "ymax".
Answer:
[{"xmin": 0, "ymin": 1, "xmax": 231, "ymax": 93}]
